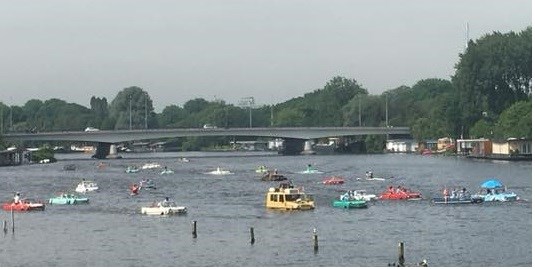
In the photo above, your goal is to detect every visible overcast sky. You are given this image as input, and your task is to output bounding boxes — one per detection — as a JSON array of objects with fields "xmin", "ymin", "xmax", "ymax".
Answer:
[{"xmin": 0, "ymin": 0, "xmax": 531, "ymax": 112}]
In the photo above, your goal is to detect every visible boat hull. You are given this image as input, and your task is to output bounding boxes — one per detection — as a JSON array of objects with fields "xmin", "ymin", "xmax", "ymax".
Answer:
[
  {"xmin": 432, "ymin": 197, "xmax": 483, "ymax": 204},
  {"xmin": 2, "ymin": 202, "xmax": 45, "ymax": 211},
  {"xmin": 332, "ymin": 200, "xmax": 367, "ymax": 208},
  {"xmin": 49, "ymin": 197, "xmax": 89, "ymax": 205},
  {"xmin": 141, "ymin": 206, "xmax": 187, "ymax": 215}
]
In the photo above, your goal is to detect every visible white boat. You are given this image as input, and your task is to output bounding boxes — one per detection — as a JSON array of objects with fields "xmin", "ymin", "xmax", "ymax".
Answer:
[
  {"xmin": 141, "ymin": 201, "xmax": 187, "ymax": 215},
  {"xmin": 178, "ymin": 157, "xmax": 190, "ymax": 163},
  {"xmin": 160, "ymin": 169, "xmax": 175, "ymax": 175},
  {"xmin": 350, "ymin": 190, "xmax": 378, "ymax": 201},
  {"xmin": 141, "ymin": 163, "xmax": 161, "ymax": 170},
  {"xmin": 75, "ymin": 180, "xmax": 99, "ymax": 193},
  {"xmin": 205, "ymin": 167, "xmax": 234, "ymax": 175},
  {"xmin": 357, "ymin": 171, "xmax": 386, "ymax": 181}
]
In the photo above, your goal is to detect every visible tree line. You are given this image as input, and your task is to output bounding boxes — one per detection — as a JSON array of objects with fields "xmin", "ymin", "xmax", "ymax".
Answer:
[{"xmin": 0, "ymin": 27, "xmax": 531, "ymax": 151}]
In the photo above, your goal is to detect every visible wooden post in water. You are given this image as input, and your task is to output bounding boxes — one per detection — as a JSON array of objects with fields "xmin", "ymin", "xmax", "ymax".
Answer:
[
  {"xmin": 3, "ymin": 220, "xmax": 7, "ymax": 234},
  {"xmin": 11, "ymin": 208, "xmax": 15, "ymax": 233},
  {"xmin": 192, "ymin": 220, "xmax": 197, "ymax": 238},
  {"xmin": 313, "ymin": 228, "xmax": 319, "ymax": 252},
  {"xmin": 398, "ymin": 242, "xmax": 405, "ymax": 266},
  {"xmin": 250, "ymin": 227, "xmax": 255, "ymax": 245}
]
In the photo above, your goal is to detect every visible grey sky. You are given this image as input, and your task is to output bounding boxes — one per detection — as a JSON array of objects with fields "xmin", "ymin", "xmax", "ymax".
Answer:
[{"xmin": 0, "ymin": 0, "xmax": 531, "ymax": 112}]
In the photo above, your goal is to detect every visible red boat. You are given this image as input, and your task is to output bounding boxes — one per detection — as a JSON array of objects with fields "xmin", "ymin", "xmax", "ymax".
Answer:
[
  {"xmin": 379, "ymin": 186, "xmax": 422, "ymax": 200},
  {"xmin": 323, "ymin": 176, "xmax": 345, "ymax": 185},
  {"xmin": 2, "ymin": 199, "xmax": 46, "ymax": 211}
]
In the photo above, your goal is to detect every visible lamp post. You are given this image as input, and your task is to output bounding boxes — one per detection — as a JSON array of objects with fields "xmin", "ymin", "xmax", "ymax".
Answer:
[
  {"xmin": 129, "ymin": 96, "xmax": 132, "ymax": 130},
  {"xmin": 239, "ymin": 97, "xmax": 255, "ymax": 128},
  {"xmin": 144, "ymin": 93, "xmax": 148, "ymax": 129}
]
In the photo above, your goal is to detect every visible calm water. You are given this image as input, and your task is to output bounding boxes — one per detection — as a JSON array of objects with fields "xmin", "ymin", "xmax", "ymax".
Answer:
[{"xmin": 0, "ymin": 152, "xmax": 531, "ymax": 267}]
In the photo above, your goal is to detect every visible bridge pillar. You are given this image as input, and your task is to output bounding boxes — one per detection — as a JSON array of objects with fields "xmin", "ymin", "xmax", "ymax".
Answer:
[
  {"xmin": 301, "ymin": 140, "xmax": 316, "ymax": 155},
  {"xmin": 107, "ymin": 144, "xmax": 121, "ymax": 159},
  {"xmin": 278, "ymin": 138, "xmax": 306, "ymax": 155},
  {"xmin": 92, "ymin": 142, "xmax": 111, "ymax": 159}
]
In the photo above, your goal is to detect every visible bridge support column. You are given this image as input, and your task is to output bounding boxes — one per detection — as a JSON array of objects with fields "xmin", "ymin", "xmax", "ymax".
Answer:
[
  {"xmin": 301, "ymin": 140, "xmax": 316, "ymax": 155},
  {"xmin": 107, "ymin": 144, "xmax": 121, "ymax": 159},
  {"xmin": 278, "ymin": 138, "xmax": 306, "ymax": 155},
  {"xmin": 92, "ymin": 142, "xmax": 111, "ymax": 159}
]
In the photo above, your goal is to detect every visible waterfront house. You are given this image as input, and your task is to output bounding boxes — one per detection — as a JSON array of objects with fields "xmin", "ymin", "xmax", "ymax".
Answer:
[
  {"xmin": 456, "ymin": 138, "xmax": 492, "ymax": 157},
  {"xmin": 491, "ymin": 138, "xmax": 531, "ymax": 160},
  {"xmin": 386, "ymin": 139, "xmax": 418, "ymax": 153},
  {"xmin": 437, "ymin": 137, "xmax": 454, "ymax": 152}
]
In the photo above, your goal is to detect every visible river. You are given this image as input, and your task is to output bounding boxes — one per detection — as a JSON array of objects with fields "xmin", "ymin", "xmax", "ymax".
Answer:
[{"xmin": 0, "ymin": 152, "xmax": 531, "ymax": 266}]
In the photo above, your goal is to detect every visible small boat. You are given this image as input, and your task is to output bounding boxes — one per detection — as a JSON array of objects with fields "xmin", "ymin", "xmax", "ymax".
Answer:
[
  {"xmin": 125, "ymin": 166, "xmax": 140, "ymax": 173},
  {"xmin": 75, "ymin": 180, "xmax": 99, "ymax": 193},
  {"xmin": 261, "ymin": 171, "xmax": 288, "ymax": 181},
  {"xmin": 323, "ymin": 176, "xmax": 345, "ymax": 185},
  {"xmin": 357, "ymin": 171, "xmax": 386, "ymax": 181},
  {"xmin": 379, "ymin": 186, "xmax": 422, "ymax": 200},
  {"xmin": 139, "ymin": 179, "xmax": 156, "ymax": 189},
  {"xmin": 160, "ymin": 168, "xmax": 175, "ymax": 175},
  {"xmin": 350, "ymin": 190, "xmax": 377, "ymax": 201},
  {"xmin": 256, "ymin": 165, "xmax": 269, "ymax": 174},
  {"xmin": 49, "ymin": 193, "xmax": 89, "ymax": 205},
  {"xmin": 265, "ymin": 182, "xmax": 315, "ymax": 210},
  {"xmin": 141, "ymin": 162, "xmax": 161, "ymax": 170},
  {"xmin": 471, "ymin": 179, "xmax": 519, "ymax": 202},
  {"xmin": 178, "ymin": 157, "xmax": 190, "ymax": 163},
  {"xmin": 297, "ymin": 164, "xmax": 324, "ymax": 174},
  {"xmin": 2, "ymin": 199, "xmax": 46, "ymax": 211},
  {"xmin": 205, "ymin": 167, "xmax": 234, "ymax": 175},
  {"xmin": 332, "ymin": 198, "xmax": 368, "ymax": 209},
  {"xmin": 141, "ymin": 199, "xmax": 187, "ymax": 215}
]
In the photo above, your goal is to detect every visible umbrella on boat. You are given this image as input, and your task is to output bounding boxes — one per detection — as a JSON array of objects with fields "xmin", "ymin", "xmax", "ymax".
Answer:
[{"xmin": 480, "ymin": 179, "xmax": 503, "ymax": 189}]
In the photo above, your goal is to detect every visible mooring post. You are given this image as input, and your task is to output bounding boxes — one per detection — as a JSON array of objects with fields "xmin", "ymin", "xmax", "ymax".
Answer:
[
  {"xmin": 192, "ymin": 220, "xmax": 197, "ymax": 238},
  {"xmin": 250, "ymin": 227, "xmax": 255, "ymax": 245},
  {"xmin": 11, "ymin": 208, "xmax": 15, "ymax": 233},
  {"xmin": 313, "ymin": 228, "xmax": 319, "ymax": 252},
  {"xmin": 398, "ymin": 241, "xmax": 405, "ymax": 266},
  {"xmin": 2, "ymin": 220, "xmax": 7, "ymax": 234}
]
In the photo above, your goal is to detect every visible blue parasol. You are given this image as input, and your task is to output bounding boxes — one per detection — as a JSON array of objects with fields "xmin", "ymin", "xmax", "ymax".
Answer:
[{"xmin": 480, "ymin": 179, "xmax": 503, "ymax": 189}]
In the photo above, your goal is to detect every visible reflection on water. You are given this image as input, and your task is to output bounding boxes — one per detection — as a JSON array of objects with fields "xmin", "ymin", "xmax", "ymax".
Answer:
[{"xmin": 0, "ymin": 152, "xmax": 531, "ymax": 266}]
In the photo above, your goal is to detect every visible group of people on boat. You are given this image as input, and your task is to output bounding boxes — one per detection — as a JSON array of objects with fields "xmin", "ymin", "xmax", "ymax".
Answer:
[
  {"xmin": 443, "ymin": 187, "xmax": 469, "ymax": 199},
  {"xmin": 386, "ymin": 186, "xmax": 410, "ymax": 194},
  {"xmin": 365, "ymin": 171, "xmax": 374, "ymax": 179},
  {"xmin": 339, "ymin": 190, "xmax": 363, "ymax": 201}
]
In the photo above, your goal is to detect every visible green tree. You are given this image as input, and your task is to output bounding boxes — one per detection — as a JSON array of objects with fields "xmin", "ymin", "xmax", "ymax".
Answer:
[
  {"xmin": 452, "ymin": 27, "xmax": 532, "ymax": 137},
  {"xmin": 109, "ymin": 87, "xmax": 157, "ymax": 130},
  {"xmin": 493, "ymin": 100, "xmax": 531, "ymax": 139}
]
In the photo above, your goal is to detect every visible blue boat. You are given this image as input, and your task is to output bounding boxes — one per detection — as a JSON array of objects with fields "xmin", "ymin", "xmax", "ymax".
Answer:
[
  {"xmin": 471, "ymin": 179, "xmax": 518, "ymax": 202},
  {"xmin": 49, "ymin": 194, "xmax": 89, "ymax": 205}
]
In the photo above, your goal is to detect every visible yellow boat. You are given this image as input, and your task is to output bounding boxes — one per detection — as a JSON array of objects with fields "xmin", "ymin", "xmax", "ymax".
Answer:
[{"xmin": 265, "ymin": 182, "xmax": 315, "ymax": 210}]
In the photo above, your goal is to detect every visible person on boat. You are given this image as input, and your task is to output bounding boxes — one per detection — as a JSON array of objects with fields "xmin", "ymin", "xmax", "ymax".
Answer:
[
  {"xmin": 443, "ymin": 188, "xmax": 448, "ymax": 198},
  {"xmin": 388, "ymin": 186, "xmax": 394, "ymax": 193},
  {"xmin": 13, "ymin": 192, "xmax": 21, "ymax": 204},
  {"xmin": 396, "ymin": 186, "xmax": 401, "ymax": 193},
  {"xmin": 131, "ymin": 184, "xmax": 140, "ymax": 195},
  {"xmin": 160, "ymin": 197, "xmax": 170, "ymax": 207}
]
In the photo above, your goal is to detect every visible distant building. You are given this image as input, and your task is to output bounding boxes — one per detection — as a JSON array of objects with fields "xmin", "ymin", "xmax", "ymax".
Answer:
[
  {"xmin": 491, "ymin": 138, "xmax": 531, "ymax": 160},
  {"xmin": 456, "ymin": 138, "xmax": 492, "ymax": 157},
  {"xmin": 386, "ymin": 139, "xmax": 418, "ymax": 153}
]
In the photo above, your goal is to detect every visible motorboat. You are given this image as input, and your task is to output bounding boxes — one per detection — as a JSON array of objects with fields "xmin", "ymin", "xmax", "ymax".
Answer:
[
  {"xmin": 63, "ymin": 164, "xmax": 76, "ymax": 171},
  {"xmin": 75, "ymin": 180, "xmax": 99, "ymax": 193},
  {"xmin": 49, "ymin": 193, "xmax": 89, "ymax": 205},
  {"xmin": 265, "ymin": 182, "xmax": 315, "ymax": 210},
  {"xmin": 141, "ymin": 162, "xmax": 161, "ymax": 170},
  {"xmin": 471, "ymin": 179, "xmax": 519, "ymax": 202},
  {"xmin": 205, "ymin": 167, "xmax": 234, "ymax": 175},
  {"xmin": 141, "ymin": 200, "xmax": 187, "ymax": 215},
  {"xmin": 350, "ymin": 190, "xmax": 377, "ymax": 201},
  {"xmin": 261, "ymin": 171, "xmax": 288, "ymax": 181},
  {"xmin": 357, "ymin": 171, "xmax": 386, "ymax": 181},
  {"xmin": 139, "ymin": 179, "xmax": 156, "ymax": 189},
  {"xmin": 125, "ymin": 166, "xmax": 140, "ymax": 173},
  {"xmin": 323, "ymin": 176, "xmax": 345, "ymax": 185},
  {"xmin": 160, "ymin": 168, "xmax": 175, "ymax": 175},
  {"xmin": 297, "ymin": 165, "xmax": 324, "ymax": 174},
  {"xmin": 332, "ymin": 198, "xmax": 367, "ymax": 209},
  {"xmin": 379, "ymin": 186, "xmax": 422, "ymax": 200},
  {"xmin": 178, "ymin": 157, "xmax": 190, "ymax": 163},
  {"xmin": 2, "ymin": 199, "xmax": 46, "ymax": 211}
]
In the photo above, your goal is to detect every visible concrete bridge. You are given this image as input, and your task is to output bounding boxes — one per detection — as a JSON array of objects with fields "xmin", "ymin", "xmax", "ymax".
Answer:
[{"xmin": 3, "ymin": 126, "xmax": 410, "ymax": 158}]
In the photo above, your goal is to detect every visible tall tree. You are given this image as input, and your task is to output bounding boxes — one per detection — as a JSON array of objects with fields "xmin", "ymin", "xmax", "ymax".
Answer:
[
  {"xmin": 109, "ymin": 87, "xmax": 157, "ymax": 130},
  {"xmin": 451, "ymin": 27, "xmax": 532, "ymax": 137}
]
